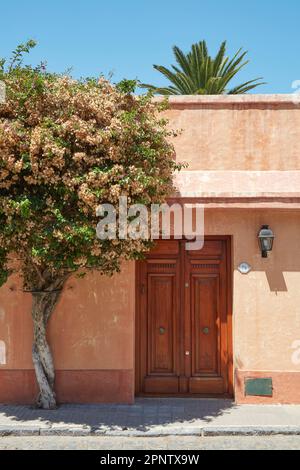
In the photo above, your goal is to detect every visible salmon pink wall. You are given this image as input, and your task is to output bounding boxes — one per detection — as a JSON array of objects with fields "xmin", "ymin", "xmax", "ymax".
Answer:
[
  {"xmin": 203, "ymin": 209, "xmax": 300, "ymax": 369},
  {"xmin": 164, "ymin": 95, "xmax": 300, "ymax": 171},
  {"xmin": 1, "ymin": 96, "xmax": 300, "ymax": 404},
  {"xmin": 0, "ymin": 262, "xmax": 136, "ymax": 403},
  {"xmin": 205, "ymin": 208, "xmax": 300, "ymax": 403},
  {"xmin": 1, "ymin": 209, "xmax": 300, "ymax": 403}
]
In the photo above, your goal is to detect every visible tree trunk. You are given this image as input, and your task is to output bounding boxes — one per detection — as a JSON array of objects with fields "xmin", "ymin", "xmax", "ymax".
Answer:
[{"xmin": 31, "ymin": 278, "xmax": 66, "ymax": 409}]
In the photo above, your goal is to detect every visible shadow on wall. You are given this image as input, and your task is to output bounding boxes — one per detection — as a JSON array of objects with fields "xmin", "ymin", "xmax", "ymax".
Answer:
[
  {"xmin": 235, "ymin": 219, "xmax": 300, "ymax": 293},
  {"xmin": 236, "ymin": 257, "xmax": 291, "ymax": 292},
  {"xmin": 246, "ymin": 250, "xmax": 300, "ymax": 293},
  {"xmin": 264, "ymin": 268, "xmax": 288, "ymax": 292}
]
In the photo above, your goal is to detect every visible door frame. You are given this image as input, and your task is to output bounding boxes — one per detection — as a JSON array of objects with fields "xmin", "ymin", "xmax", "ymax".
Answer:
[{"xmin": 135, "ymin": 236, "xmax": 234, "ymax": 398}]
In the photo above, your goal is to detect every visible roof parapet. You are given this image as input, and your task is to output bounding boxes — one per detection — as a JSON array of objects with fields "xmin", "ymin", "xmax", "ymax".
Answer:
[{"xmin": 153, "ymin": 94, "xmax": 300, "ymax": 108}]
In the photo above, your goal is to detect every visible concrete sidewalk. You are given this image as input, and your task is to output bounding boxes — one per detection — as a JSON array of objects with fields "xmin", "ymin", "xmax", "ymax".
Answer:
[{"xmin": 0, "ymin": 398, "xmax": 300, "ymax": 437}]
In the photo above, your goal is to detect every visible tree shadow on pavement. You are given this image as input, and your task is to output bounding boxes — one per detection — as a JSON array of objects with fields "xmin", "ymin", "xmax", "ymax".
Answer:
[{"xmin": 0, "ymin": 398, "xmax": 236, "ymax": 432}]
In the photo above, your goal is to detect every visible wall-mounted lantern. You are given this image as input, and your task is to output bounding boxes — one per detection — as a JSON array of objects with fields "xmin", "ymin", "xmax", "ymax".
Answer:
[{"xmin": 258, "ymin": 225, "xmax": 274, "ymax": 258}]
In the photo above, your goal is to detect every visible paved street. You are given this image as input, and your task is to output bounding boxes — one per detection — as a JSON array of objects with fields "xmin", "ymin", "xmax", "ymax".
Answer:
[
  {"xmin": 1, "ymin": 399, "xmax": 300, "ymax": 437},
  {"xmin": 0, "ymin": 435, "xmax": 300, "ymax": 450}
]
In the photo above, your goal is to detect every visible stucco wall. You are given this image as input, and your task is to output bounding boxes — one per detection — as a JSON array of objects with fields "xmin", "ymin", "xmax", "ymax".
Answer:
[
  {"xmin": 1, "ymin": 209, "xmax": 300, "ymax": 403},
  {"xmin": 164, "ymin": 96, "xmax": 300, "ymax": 171},
  {"xmin": 0, "ymin": 262, "xmax": 136, "ymax": 403},
  {"xmin": 1, "ymin": 96, "xmax": 300, "ymax": 404},
  {"xmin": 204, "ymin": 209, "xmax": 300, "ymax": 368},
  {"xmin": 206, "ymin": 208, "xmax": 300, "ymax": 403}
]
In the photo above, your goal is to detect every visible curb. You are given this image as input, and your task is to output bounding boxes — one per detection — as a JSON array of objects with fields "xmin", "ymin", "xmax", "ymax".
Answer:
[
  {"xmin": 201, "ymin": 426, "xmax": 300, "ymax": 436},
  {"xmin": 1, "ymin": 425, "xmax": 300, "ymax": 437}
]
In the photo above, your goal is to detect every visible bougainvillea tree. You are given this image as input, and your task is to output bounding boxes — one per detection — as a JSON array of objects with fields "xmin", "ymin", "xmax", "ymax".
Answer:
[{"xmin": 0, "ymin": 42, "xmax": 179, "ymax": 409}]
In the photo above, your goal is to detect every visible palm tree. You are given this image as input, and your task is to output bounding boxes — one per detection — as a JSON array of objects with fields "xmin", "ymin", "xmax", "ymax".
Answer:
[{"xmin": 141, "ymin": 40, "xmax": 264, "ymax": 95}]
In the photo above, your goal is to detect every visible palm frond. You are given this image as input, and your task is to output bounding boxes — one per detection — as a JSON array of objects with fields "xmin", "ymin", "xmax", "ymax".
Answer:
[
  {"xmin": 213, "ymin": 41, "xmax": 226, "ymax": 75},
  {"xmin": 220, "ymin": 49, "xmax": 248, "ymax": 76},
  {"xmin": 228, "ymin": 78, "xmax": 266, "ymax": 94},
  {"xmin": 173, "ymin": 46, "xmax": 191, "ymax": 76},
  {"xmin": 143, "ymin": 40, "xmax": 264, "ymax": 95}
]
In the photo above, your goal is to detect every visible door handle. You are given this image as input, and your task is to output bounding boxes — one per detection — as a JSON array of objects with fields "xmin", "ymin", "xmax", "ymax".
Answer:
[
  {"xmin": 202, "ymin": 327, "xmax": 210, "ymax": 335},
  {"xmin": 159, "ymin": 327, "xmax": 166, "ymax": 335}
]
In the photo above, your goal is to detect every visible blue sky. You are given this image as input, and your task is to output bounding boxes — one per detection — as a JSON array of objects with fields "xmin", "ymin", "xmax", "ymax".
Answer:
[{"xmin": 1, "ymin": 0, "xmax": 300, "ymax": 93}]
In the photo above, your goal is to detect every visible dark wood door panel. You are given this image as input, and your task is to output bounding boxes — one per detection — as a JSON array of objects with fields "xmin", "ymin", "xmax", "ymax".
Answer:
[
  {"xmin": 136, "ymin": 237, "xmax": 232, "ymax": 397},
  {"xmin": 138, "ymin": 256, "xmax": 181, "ymax": 394},
  {"xmin": 148, "ymin": 274, "xmax": 177, "ymax": 375},
  {"xmin": 186, "ymin": 239, "xmax": 229, "ymax": 395},
  {"xmin": 144, "ymin": 377, "xmax": 179, "ymax": 394},
  {"xmin": 191, "ymin": 274, "xmax": 220, "ymax": 377},
  {"xmin": 189, "ymin": 377, "xmax": 225, "ymax": 395},
  {"xmin": 148, "ymin": 240, "xmax": 180, "ymax": 256},
  {"xmin": 185, "ymin": 240, "xmax": 223, "ymax": 258}
]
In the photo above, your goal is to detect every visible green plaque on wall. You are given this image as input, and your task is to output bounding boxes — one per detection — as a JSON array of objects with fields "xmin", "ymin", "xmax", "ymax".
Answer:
[{"xmin": 245, "ymin": 378, "xmax": 273, "ymax": 397}]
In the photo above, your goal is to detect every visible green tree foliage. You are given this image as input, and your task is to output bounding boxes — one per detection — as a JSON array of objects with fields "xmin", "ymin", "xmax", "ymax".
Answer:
[
  {"xmin": 0, "ymin": 42, "xmax": 179, "ymax": 408},
  {"xmin": 142, "ymin": 40, "xmax": 265, "ymax": 95}
]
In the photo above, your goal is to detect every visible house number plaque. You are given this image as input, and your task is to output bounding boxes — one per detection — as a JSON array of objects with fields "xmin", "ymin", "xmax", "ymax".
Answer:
[{"xmin": 238, "ymin": 262, "xmax": 252, "ymax": 274}]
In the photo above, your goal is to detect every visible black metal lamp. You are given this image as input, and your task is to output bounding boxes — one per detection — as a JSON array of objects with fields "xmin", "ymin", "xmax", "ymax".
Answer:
[{"xmin": 258, "ymin": 225, "xmax": 274, "ymax": 258}]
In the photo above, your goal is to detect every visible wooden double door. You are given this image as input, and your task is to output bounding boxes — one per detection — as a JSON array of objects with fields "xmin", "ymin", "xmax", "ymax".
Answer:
[{"xmin": 135, "ymin": 237, "xmax": 233, "ymax": 397}]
